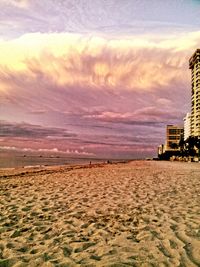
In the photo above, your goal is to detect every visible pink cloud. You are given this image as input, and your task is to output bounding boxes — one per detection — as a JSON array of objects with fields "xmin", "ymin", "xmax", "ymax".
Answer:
[{"xmin": 0, "ymin": 32, "xmax": 199, "ymax": 157}]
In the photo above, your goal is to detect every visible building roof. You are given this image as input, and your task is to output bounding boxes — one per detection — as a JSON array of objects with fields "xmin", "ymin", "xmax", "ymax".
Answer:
[
  {"xmin": 166, "ymin": 125, "xmax": 183, "ymax": 128},
  {"xmin": 189, "ymin": 48, "xmax": 200, "ymax": 69}
]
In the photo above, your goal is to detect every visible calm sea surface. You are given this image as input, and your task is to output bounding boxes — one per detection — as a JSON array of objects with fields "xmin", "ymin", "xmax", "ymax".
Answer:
[{"xmin": 0, "ymin": 152, "xmax": 122, "ymax": 168}]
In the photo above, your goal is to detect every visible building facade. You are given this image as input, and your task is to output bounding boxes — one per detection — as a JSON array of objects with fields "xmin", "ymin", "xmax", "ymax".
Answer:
[
  {"xmin": 165, "ymin": 125, "xmax": 184, "ymax": 150},
  {"xmin": 183, "ymin": 113, "xmax": 191, "ymax": 141},
  {"xmin": 189, "ymin": 49, "xmax": 200, "ymax": 136}
]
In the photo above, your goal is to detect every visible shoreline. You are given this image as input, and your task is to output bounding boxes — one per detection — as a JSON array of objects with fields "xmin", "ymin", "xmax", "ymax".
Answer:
[
  {"xmin": 0, "ymin": 157, "xmax": 199, "ymax": 174},
  {"xmin": 0, "ymin": 160, "xmax": 132, "ymax": 180},
  {"xmin": 0, "ymin": 152, "xmax": 135, "ymax": 169}
]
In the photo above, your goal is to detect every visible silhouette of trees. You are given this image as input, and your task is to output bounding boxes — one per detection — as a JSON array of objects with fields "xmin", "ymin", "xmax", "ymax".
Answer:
[
  {"xmin": 158, "ymin": 136, "xmax": 200, "ymax": 160},
  {"xmin": 169, "ymin": 143, "xmax": 179, "ymax": 149},
  {"xmin": 179, "ymin": 136, "xmax": 200, "ymax": 157}
]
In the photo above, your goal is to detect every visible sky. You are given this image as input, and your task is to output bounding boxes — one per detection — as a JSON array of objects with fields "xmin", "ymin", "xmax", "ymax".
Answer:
[{"xmin": 0, "ymin": 0, "xmax": 200, "ymax": 159}]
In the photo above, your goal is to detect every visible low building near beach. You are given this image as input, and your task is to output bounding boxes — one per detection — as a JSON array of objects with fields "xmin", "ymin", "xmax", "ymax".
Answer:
[
  {"xmin": 158, "ymin": 125, "xmax": 184, "ymax": 160},
  {"xmin": 165, "ymin": 125, "xmax": 184, "ymax": 150}
]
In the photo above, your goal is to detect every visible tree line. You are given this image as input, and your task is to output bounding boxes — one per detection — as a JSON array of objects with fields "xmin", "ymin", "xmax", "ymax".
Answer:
[{"xmin": 159, "ymin": 136, "xmax": 200, "ymax": 160}]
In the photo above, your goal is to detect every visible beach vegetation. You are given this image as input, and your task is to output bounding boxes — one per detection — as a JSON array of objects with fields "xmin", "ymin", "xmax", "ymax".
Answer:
[{"xmin": 158, "ymin": 136, "xmax": 200, "ymax": 161}]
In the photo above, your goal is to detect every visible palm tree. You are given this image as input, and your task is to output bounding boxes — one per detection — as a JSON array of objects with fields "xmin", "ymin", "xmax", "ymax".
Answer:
[
  {"xmin": 185, "ymin": 136, "xmax": 196, "ymax": 157},
  {"xmin": 179, "ymin": 136, "xmax": 185, "ymax": 156},
  {"xmin": 169, "ymin": 143, "xmax": 179, "ymax": 149}
]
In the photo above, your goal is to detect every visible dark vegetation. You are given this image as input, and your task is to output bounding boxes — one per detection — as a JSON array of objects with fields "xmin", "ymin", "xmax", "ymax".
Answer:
[{"xmin": 158, "ymin": 136, "xmax": 200, "ymax": 160}]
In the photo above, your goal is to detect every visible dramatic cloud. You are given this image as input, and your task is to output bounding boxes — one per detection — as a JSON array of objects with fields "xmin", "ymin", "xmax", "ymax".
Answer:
[
  {"xmin": 0, "ymin": 119, "xmax": 161, "ymax": 158},
  {"xmin": 1, "ymin": 0, "xmax": 199, "ymax": 159},
  {"xmin": 0, "ymin": 121, "xmax": 95, "ymax": 156},
  {"xmin": 1, "ymin": 31, "xmax": 198, "ymax": 157},
  {"xmin": 0, "ymin": 120, "xmax": 76, "ymax": 139}
]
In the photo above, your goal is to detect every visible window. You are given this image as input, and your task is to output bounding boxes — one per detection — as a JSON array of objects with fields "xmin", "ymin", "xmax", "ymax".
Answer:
[
  {"xmin": 169, "ymin": 136, "xmax": 178, "ymax": 140},
  {"xmin": 169, "ymin": 129, "xmax": 177, "ymax": 134}
]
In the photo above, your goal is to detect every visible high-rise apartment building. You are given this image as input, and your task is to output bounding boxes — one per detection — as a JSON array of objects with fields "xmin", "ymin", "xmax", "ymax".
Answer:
[
  {"xmin": 183, "ymin": 113, "xmax": 191, "ymax": 141},
  {"xmin": 165, "ymin": 125, "xmax": 184, "ymax": 150},
  {"xmin": 189, "ymin": 49, "xmax": 200, "ymax": 136}
]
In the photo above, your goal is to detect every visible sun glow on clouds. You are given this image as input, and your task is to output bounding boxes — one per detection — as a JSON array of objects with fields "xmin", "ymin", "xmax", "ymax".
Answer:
[
  {"xmin": 1, "ymin": 31, "xmax": 200, "ymax": 157},
  {"xmin": 0, "ymin": 31, "xmax": 200, "ymax": 93},
  {"xmin": 1, "ymin": 0, "xmax": 29, "ymax": 9}
]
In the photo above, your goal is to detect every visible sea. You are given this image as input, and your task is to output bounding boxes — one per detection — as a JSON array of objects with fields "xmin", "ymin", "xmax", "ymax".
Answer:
[{"xmin": 0, "ymin": 151, "xmax": 124, "ymax": 168}]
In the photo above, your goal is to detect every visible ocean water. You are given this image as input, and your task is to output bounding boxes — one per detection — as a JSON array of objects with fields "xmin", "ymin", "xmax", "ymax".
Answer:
[{"xmin": 0, "ymin": 152, "xmax": 123, "ymax": 168}]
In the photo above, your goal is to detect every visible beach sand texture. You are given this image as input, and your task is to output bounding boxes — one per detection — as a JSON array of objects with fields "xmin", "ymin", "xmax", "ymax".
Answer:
[{"xmin": 0, "ymin": 161, "xmax": 200, "ymax": 267}]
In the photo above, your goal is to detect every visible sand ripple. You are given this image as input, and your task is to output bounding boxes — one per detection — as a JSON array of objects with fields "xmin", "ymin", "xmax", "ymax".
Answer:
[{"xmin": 0, "ymin": 161, "xmax": 200, "ymax": 266}]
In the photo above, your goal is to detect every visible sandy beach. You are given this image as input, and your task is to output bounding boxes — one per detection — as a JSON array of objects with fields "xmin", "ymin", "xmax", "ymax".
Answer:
[{"xmin": 0, "ymin": 160, "xmax": 200, "ymax": 266}]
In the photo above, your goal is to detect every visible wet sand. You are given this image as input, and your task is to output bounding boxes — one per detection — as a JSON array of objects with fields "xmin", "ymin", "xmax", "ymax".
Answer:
[{"xmin": 0, "ymin": 161, "xmax": 200, "ymax": 266}]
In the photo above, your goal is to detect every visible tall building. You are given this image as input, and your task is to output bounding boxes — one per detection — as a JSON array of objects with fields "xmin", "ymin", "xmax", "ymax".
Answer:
[
  {"xmin": 165, "ymin": 125, "xmax": 184, "ymax": 150},
  {"xmin": 189, "ymin": 49, "xmax": 200, "ymax": 136},
  {"xmin": 183, "ymin": 113, "xmax": 191, "ymax": 141}
]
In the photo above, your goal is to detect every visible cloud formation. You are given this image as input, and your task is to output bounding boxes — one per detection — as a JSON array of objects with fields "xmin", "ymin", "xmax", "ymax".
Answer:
[
  {"xmin": 0, "ymin": 31, "xmax": 197, "ymax": 103},
  {"xmin": 0, "ymin": 145, "xmax": 93, "ymax": 156},
  {"xmin": 0, "ymin": 120, "xmax": 75, "ymax": 139},
  {"xmin": 1, "ymin": 0, "xmax": 200, "ymax": 39},
  {"xmin": 0, "ymin": 30, "xmax": 199, "ymax": 158}
]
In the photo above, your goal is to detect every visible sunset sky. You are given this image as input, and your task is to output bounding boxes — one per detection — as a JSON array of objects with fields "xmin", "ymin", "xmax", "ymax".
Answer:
[{"xmin": 1, "ymin": 0, "xmax": 200, "ymax": 159}]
